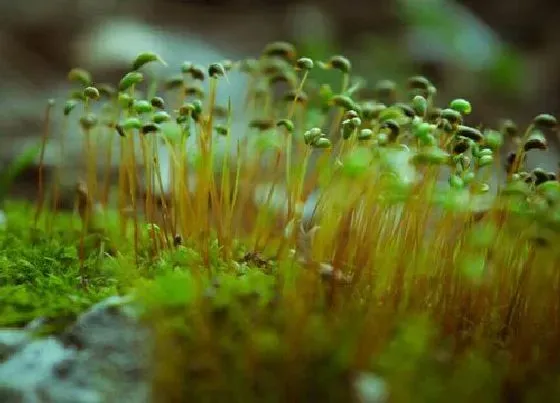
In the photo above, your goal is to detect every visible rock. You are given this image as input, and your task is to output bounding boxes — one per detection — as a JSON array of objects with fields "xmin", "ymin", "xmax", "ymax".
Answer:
[
  {"xmin": 0, "ymin": 329, "xmax": 31, "ymax": 361},
  {"xmin": 353, "ymin": 372, "xmax": 389, "ymax": 403},
  {"xmin": 0, "ymin": 337, "xmax": 76, "ymax": 402},
  {"xmin": 0, "ymin": 296, "xmax": 151, "ymax": 403}
]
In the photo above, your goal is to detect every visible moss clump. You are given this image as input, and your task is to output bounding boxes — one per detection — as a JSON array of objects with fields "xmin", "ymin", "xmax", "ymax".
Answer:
[
  {"xmin": 0, "ymin": 201, "xmax": 117, "ymax": 331},
  {"xmin": 3, "ymin": 41, "xmax": 560, "ymax": 402}
]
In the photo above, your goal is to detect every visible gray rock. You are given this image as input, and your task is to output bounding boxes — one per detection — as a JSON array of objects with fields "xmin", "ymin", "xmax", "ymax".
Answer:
[
  {"xmin": 0, "ymin": 338, "xmax": 76, "ymax": 403},
  {"xmin": 0, "ymin": 296, "xmax": 152, "ymax": 403},
  {"xmin": 0, "ymin": 329, "xmax": 31, "ymax": 362}
]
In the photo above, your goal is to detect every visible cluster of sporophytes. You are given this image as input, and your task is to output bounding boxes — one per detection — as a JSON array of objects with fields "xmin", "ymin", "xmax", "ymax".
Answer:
[{"xmin": 21, "ymin": 41, "xmax": 560, "ymax": 401}]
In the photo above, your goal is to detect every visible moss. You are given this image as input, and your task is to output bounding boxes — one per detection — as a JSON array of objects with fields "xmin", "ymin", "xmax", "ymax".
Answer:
[
  {"xmin": 3, "ymin": 43, "xmax": 560, "ymax": 402},
  {"xmin": 0, "ymin": 201, "xmax": 118, "ymax": 331}
]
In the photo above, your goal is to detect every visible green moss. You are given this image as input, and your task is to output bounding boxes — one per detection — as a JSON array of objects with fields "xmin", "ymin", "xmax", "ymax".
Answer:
[
  {"xmin": 0, "ymin": 202, "xmax": 118, "ymax": 330},
  {"xmin": 4, "ymin": 42, "xmax": 560, "ymax": 402}
]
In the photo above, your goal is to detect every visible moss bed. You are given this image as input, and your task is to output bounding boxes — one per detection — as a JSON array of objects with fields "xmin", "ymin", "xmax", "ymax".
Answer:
[{"xmin": 2, "ymin": 43, "xmax": 560, "ymax": 402}]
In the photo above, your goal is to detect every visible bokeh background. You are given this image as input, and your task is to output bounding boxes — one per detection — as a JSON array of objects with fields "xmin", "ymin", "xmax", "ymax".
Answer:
[{"xmin": 1, "ymin": 0, "xmax": 560, "ymax": 196}]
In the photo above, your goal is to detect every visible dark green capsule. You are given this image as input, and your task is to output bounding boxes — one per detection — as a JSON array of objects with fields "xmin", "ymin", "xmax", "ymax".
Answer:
[{"xmin": 456, "ymin": 125, "xmax": 483, "ymax": 142}]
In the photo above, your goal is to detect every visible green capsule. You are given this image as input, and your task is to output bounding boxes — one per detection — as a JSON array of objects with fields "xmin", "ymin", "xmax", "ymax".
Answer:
[
  {"xmin": 186, "ymin": 65, "xmax": 205, "ymax": 81},
  {"xmin": 330, "ymin": 95, "xmax": 356, "ymax": 110},
  {"xmin": 304, "ymin": 127, "xmax": 323, "ymax": 145},
  {"xmin": 358, "ymin": 128, "xmax": 373, "ymax": 141},
  {"xmin": 478, "ymin": 148, "xmax": 493, "ymax": 157},
  {"xmin": 342, "ymin": 110, "xmax": 358, "ymax": 121},
  {"xmin": 176, "ymin": 115, "xmax": 188, "ymax": 125},
  {"xmin": 239, "ymin": 58, "xmax": 259, "ymax": 74},
  {"xmin": 276, "ymin": 119, "xmax": 294, "ymax": 133},
  {"xmin": 374, "ymin": 80, "xmax": 397, "ymax": 97},
  {"xmin": 407, "ymin": 75, "xmax": 431, "ymax": 91},
  {"xmin": 83, "ymin": 86, "xmax": 100, "ymax": 100},
  {"xmin": 283, "ymin": 89, "xmax": 308, "ymax": 103},
  {"xmin": 122, "ymin": 117, "xmax": 142, "ymax": 130},
  {"xmin": 533, "ymin": 113, "xmax": 557, "ymax": 129},
  {"xmin": 165, "ymin": 75, "xmax": 185, "ymax": 90},
  {"xmin": 427, "ymin": 85, "xmax": 437, "ymax": 99},
  {"xmin": 327, "ymin": 55, "xmax": 351, "ymax": 74},
  {"xmin": 208, "ymin": 63, "xmax": 226, "ymax": 78},
  {"xmin": 312, "ymin": 137, "xmax": 332, "ymax": 149},
  {"xmin": 438, "ymin": 118, "xmax": 454, "ymax": 134},
  {"xmin": 118, "ymin": 93, "xmax": 133, "ymax": 108},
  {"xmin": 133, "ymin": 100, "xmax": 153, "ymax": 114},
  {"xmin": 524, "ymin": 130, "xmax": 548, "ymax": 151},
  {"xmin": 68, "ymin": 68, "xmax": 92, "ymax": 87},
  {"xmin": 380, "ymin": 119, "xmax": 400, "ymax": 142},
  {"xmin": 456, "ymin": 125, "xmax": 484, "ymax": 142},
  {"xmin": 179, "ymin": 103, "xmax": 194, "ymax": 116},
  {"xmin": 142, "ymin": 123, "xmax": 160, "ymax": 135},
  {"xmin": 221, "ymin": 59, "xmax": 234, "ymax": 71},
  {"xmin": 262, "ymin": 41, "xmax": 297, "ymax": 62},
  {"xmin": 150, "ymin": 96, "xmax": 165, "ymax": 109},
  {"xmin": 463, "ymin": 171, "xmax": 475, "ymax": 184},
  {"xmin": 185, "ymin": 83, "xmax": 205, "ymax": 98},
  {"xmin": 97, "ymin": 84, "xmax": 116, "ymax": 98},
  {"xmin": 394, "ymin": 102, "xmax": 415, "ymax": 118},
  {"xmin": 453, "ymin": 137, "xmax": 471, "ymax": 154},
  {"xmin": 119, "ymin": 71, "xmax": 144, "ymax": 91},
  {"xmin": 295, "ymin": 57, "xmax": 314, "ymax": 71},
  {"xmin": 500, "ymin": 119, "xmax": 518, "ymax": 137},
  {"xmin": 378, "ymin": 106, "xmax": 406, "ymax": 123},
  {"xmin": 483, "ymin": 129, "xmax": 503, "ymax": 150},
  {"xmin": 413, "ymin": 122, "xmax": 433, "ymax": 140},
  {"xmin": 361, "ymin": 102, "xmax": 386, "ymax": 120},
  {"xmin": 215, "ymin": 124, "xmax": 229, "ymax": 136},
  {"xmin": 426, "ymin": 107, "xmax": 442, "ymax": 123},
  {"xmin": 153, "ymin": 111, "xmax": 171, "ymax": 124},
  {"xmin": 79, "ymin": 113, "xmax": 98, "ymax": 130},
  {"xmin": 449, "ymin": 174, "xmax": 464, "ymax": 189},
  {"xmin": 341, "ymin": 120, "xmax": 355, "ymax": 140},
  {"xmin": 212, "ymin": 105, "xmax": 228, "ymax": 118},
  {"xmin": 478, "ymin": 155, "xmax": 494, "ymax": 167},
  {"xmin": 132, "ymin": 52, "xmax": 166, "ymax": 71},
  {"xmin": 532, "ymin": 168, "xmax": 550, "ymax": 185},
  {"xmin": 249, "ymin": 118, "xmax": 275, "ymax": 131},
  {"xmin": 269, "ymin": 70, "xmax": 297, "ymax": 86},
  {"xmin": 180, "ymin": 61, "xmax": 193, "ymax": 74},
  {"xmin": 441, "ymin": 108, "xmax": 463, "ymax": 125},
  {"xmin": 192, "ymin": 100, "xmax": 203, "ymax": 115},
  {"xmin": 420, "ymin": 134, "xmax": 436, "ymax": 146},
  {"xmin": 536, "ymin": 180, "xmax": 560, "ymax": 204},
  {"xmin": 63, "ymin": 99, "xmax": 79, "ymax": 116},
  {"xmin": 115, "ymin": 124, "xmax": 126, "ymax": 137},
  {"xmin": 412, "ymin": 95, "xmax": 427, "ymax": 117},
  {"xmin": 456, "ymin": 155, "xmax": 471, "ymax": 171},
  {"xmin": 350, "ymin": 117, "xmax": 362, "ymax": 127},
  {"xmin": 449, "ymin": 98, "xmax": 472, "ymax": 115}
]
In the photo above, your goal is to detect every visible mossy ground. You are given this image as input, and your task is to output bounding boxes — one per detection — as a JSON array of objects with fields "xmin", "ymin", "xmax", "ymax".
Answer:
[
  {"xmin": 2, "ymin": 44, "xmax": 560, "ymax": 402},
  {"xmin": 0, "ymin": 201, "xmax": 118, "ymax": 331},
  {"xmin": 1, "ymin": 199, "xmax": 559, "ymax": 403}
]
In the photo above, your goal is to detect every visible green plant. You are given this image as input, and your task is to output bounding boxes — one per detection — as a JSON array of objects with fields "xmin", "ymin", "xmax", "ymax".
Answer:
[{"xmin": 3, "ymin": 41, "xmax": 560, "ymax": 402}]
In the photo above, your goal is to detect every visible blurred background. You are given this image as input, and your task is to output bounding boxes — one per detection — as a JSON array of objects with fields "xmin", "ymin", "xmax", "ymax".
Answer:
[{"xmin": 1, "ymin": 0, "xmax": 560, "ymax": 198}]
